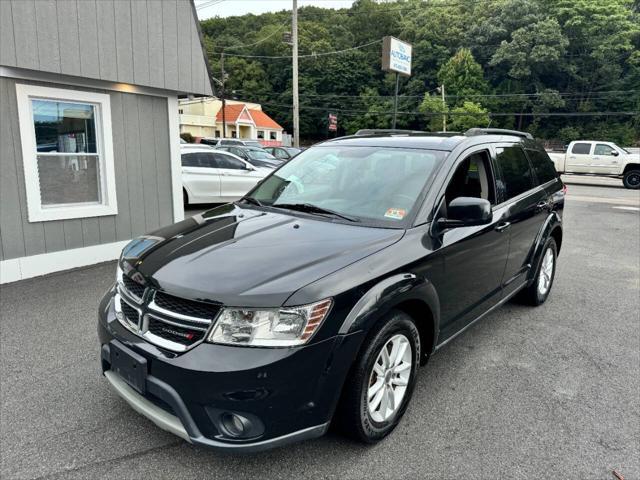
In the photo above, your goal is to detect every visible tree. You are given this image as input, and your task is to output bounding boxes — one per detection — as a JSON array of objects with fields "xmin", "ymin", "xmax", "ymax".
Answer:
[
  {"xmin": 197, "ymin": 0, "xmax": 640, "ymax": 143},
  {"xmin": 418, "ymin": 94, "xmax": 448, "ymax": 132},
  {"xmin": 448, "ymin": 102, "xmax": 490, "ymax": 131},
  {"xmin": 437, "ymin": 49, "xmax": 488, "ymax": 104},
  {"xmin": 490, "ymin": 18, "xmax": 569, "ymax": 82}
]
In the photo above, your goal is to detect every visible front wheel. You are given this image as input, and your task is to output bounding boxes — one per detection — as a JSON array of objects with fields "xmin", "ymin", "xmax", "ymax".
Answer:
[
  {"xmin": 622, "ymin": 169, "xmax": 640, "ymax": 189},
  {"xmin": 335, "ymin": 310, "xmax": 420, "ymax": 443},
  {"xmin": 518, "ymin": 237, "xmax": 557, "ymax": 306}
]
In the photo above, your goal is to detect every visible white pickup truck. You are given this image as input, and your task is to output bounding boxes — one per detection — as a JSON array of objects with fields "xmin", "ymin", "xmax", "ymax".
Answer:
[{"xmin": 547, "ymin": 141, "xmax": 640, "ymax": 189}]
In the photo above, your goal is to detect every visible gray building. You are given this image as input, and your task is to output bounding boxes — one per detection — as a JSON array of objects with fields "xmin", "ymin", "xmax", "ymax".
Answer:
[{"xmin": 0, "ymin": 0, "xmax": 213, "ymax": 283}]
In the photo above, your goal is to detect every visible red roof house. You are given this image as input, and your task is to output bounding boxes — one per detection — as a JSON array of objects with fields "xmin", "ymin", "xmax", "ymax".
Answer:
[{"xmin": 216, "ymin": 103, "xmax": 283, "ymax": 145}]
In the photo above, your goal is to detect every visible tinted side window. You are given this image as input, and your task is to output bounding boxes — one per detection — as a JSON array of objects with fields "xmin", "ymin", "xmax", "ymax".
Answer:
[
  {"xmin": 495, "ymin": 146, "xmax": 534, "ymax": 200},
  {"xmin": 230, "ymin": 147, "xmax": 245, "ymax": 158},
  {"xmin": 571, "ymin": 142, "xmax": 591, "ymax": 155},
  {"xmin": 181, "ymin": 153, "xmax": 200, "ymax": 167},
  {"xmin": 274, "ymin": 149, "xmax": 289, "ymax": 159},
  {"xmin": 198, "ymin": 153, "xmax": 223, "ymax": 169},
  {"xmin": 526, "ymin": 149, "xmax": 557, "ymax": 184},
  {"xmin": 217, "ymin": 154, "xmax": 245, "ymax": 170},
  {"xmin": 594, "ymin": 144, "xmax": 615, "ymax": 156}
]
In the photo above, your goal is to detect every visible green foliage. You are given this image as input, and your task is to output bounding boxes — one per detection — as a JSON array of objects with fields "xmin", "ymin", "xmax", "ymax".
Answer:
[
  {"xmin": 438, "ymin": 49, "xmax": 488, "ymax": 103},
  {"xmin": 180, "ymin": 132, "xmax": 194, "ymax": 143},
  {"xmin": 418, "ymin": 93, "xmax": 448, "ymax": 131},
  {"xmin": 449, "ymin": 102, "xmax": 491, "ymax": 131},
  {"xmin": 199, "ymin": 0, "xmax": 640, "ymax": 144}
]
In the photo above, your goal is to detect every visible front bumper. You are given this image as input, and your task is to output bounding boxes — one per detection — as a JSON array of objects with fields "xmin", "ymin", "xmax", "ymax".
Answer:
[{"xmin": 98, "ymin": 289, "xmax": 363, "ymax": 452}]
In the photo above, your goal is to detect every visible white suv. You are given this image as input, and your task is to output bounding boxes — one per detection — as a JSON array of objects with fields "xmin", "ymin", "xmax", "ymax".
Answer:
[{"xmin": 181, "ymin": 146, "xmax": 270, "ymax": 205}]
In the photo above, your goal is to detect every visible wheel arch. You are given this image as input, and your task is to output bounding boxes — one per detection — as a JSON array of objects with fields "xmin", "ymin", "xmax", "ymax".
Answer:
[
  {"xmin": 622, "ymin": 163, "xmax": 640, "ymax": 174},
  {"xmin": 338, "ymin": 274, "xmax": 440, "ymax": 364}
]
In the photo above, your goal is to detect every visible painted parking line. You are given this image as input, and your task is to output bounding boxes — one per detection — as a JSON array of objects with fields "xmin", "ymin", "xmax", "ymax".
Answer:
[{"xmin": 612, "ymin": 206, "xmax": 640, "ymax": 212}]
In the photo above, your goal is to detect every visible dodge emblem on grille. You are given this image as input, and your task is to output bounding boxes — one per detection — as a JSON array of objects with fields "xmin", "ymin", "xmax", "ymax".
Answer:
[{"xmin": 161, "ymin": 326, "xmax": 195, "ymax": 340}]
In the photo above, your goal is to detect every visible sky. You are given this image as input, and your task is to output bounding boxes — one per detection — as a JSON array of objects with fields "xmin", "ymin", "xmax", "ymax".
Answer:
[{"xmin": 195, "ymin": 0, "xmax": 356, "ymax": 19}]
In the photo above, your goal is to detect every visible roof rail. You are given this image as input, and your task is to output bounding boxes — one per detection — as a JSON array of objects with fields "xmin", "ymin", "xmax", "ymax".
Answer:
[
  {"xmin": 465, "ymin": 128, "xmax": 533, "ymax": 139},
  {"xmin": 354, "ymin": 129, "xmax": 425, "ymax": 136}
]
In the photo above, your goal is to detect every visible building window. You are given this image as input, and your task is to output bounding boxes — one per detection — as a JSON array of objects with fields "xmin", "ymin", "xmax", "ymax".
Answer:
[
  {"xmin": 16, "ymin": 84, "xmax": 117, "ymax": 222},
  {"xmin": 257, "ymin": 130, "xmax": 264, "ymax": 139},
  {"xmin": 215, "ymin": 130, "xmax": 221, "ymax": 138},
  {"xmin": 231, "ymin": 130, "xmax": 237, "ymax": 138},
  {"xmin": 270, "ymin": 131, "xmax": 277, "ymax": 140},
  {"xmin": 178, "ymin": 108, "xmax": 184, "ymax": 114}
]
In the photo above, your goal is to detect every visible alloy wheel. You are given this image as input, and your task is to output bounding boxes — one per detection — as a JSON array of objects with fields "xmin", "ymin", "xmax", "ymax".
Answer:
[
  {"xmin": 367, "ymin": 334, "xmax": 412, "ymax": 423},
  {"xmin": 537, "ymin": 247, "xmax": 554, "ymax": 296}
]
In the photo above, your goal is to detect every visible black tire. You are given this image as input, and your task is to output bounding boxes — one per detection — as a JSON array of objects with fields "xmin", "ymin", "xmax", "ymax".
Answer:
[
  {"xmin": 335, "ymin": 310, "xmax": 420, "ymax": 443},
  {"xmin": 518, "ymin": 237, "xmax": 557, "ymax": 306},
  {"xmin": 622, "ymin": 169, "xmax": 640, "ymax": 189},
  {"xmin": 183, "ymin": 188, "xmax": 189, "ymax": 207}
]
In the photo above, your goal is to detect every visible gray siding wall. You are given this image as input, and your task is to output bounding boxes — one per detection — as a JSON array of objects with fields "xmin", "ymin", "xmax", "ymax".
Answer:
[
  {"xmin": 1, "ymin": 0, "xmax": 211, "ymax": 96},
  {"xmin": 0, "ymin": 76, "xmax": 175, "ymax": 261}
]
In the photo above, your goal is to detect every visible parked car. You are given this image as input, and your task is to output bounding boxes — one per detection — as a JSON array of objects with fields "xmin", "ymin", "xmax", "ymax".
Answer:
[
  {"xmin": 99, "ymin": 128, "xmax": 564, "ymax": 452},
  {"xmin": 200, "ymin": 137, "xmax": 264, "ymax": 148},
  {"xmin": 264, "ymin": 146, "xmax": 303, "ymax": 160},
  {"xmin": 216, "ymin": 145, "xmax": 282, "ymax": 169},
  {"xmin": 180, "ymin": 146, "xmax": 270, "ymax": 205},
  {"xmin": 547, "ymin": 140, "xmax": 640, "ymax": 189}
]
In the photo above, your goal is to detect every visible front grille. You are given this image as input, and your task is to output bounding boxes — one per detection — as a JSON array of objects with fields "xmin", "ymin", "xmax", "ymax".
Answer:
[
  {"xmin": 120, "ymin": 299, "xmax": 139, "ymax": 326},
  {"xmin": 154, "ymin": 291, "xmax": 220, "ymax": 320},
  {"xmin": 114, "ymin": 289, "xmax": 218, "ymax": 353},
  {"xmin": 122, "ymin": 275, "xmax": 145, "ymax": 300},
  {"xmin": 147, "ymin": 317, "xmax": 206, "ymax": 346}
]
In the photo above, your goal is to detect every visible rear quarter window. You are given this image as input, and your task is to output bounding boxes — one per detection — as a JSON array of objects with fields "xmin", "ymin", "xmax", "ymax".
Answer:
[
  {"xmin": 495, "ymin": 146, "xmax": 535, "ymax": 201},
  {"xmin": 526, "ymin": 149, "xmax": 558, "ymax": 184},
  {"xmin": 571, "ymin": 142, "xmax": 591, "ymax": 155}
]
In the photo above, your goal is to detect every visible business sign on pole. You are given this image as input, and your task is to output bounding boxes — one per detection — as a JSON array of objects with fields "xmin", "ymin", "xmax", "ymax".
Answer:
[
  {"xmin": 328, "ymin": 113, "xmax": 338, "ymax": 131},
  {"xmin": 382, "ymin": 36, "xmax": 412, "ymax": 77}
]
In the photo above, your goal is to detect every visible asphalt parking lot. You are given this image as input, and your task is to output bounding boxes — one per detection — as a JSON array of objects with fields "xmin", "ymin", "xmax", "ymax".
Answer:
[{"xmin": 1, "ymin": 177, "xmax": 638, "ymax": 480}]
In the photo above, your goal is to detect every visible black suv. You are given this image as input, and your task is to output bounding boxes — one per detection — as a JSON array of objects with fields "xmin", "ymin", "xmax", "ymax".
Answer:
[{"xmin": 98, "ymin": 128, "xmax": 564, "ymax": 452}]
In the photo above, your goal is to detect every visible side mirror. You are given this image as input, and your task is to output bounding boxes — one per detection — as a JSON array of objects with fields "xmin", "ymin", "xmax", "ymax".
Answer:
[
  {"xmin": 244, "ymin": 164, "xmax": 256, "ymax": 171},
  {"xmin": 438, "ymin": 197, "xmax": 492, "ymax": 229},
  {"xmin": 611, "ymin": 150, "xmax": 619, "ymax": 156}
]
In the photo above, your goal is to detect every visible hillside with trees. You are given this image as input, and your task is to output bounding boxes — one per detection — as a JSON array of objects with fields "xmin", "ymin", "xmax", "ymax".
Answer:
[{"xmin": 200, "ymin": 0, "xmax": 640, "ymax": 145}]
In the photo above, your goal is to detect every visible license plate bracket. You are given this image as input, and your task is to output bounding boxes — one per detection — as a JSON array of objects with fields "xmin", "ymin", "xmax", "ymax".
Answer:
[{"xmin": 110, "ymin": 340, "xmax": 148, "ymax": 394}]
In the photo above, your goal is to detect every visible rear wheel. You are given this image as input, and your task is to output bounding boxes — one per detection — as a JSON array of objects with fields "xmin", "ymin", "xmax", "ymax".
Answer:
[
  {"xmin": 518, "ymin": 237, "xmax": 557, "ymax": 306},
  {"xmin": 336, "ymin": 310, "xmax": 420, "ymax": 443},
  {"xmin": 622, "ymin": 169, "xmax": 640, "ymax": 189}
]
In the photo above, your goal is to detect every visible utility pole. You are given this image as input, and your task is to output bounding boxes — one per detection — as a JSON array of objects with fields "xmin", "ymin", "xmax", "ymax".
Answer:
[
  {"xmin": 441, "ymin": 83, "xmax": 446, "ymax": 132},
  {"xmin": 292, "ymin": 0, "xmax": 299, "ymax": 147},
  {"xmin": 220, "ymin": 51, "xmax": 227, "ymax": 138}
]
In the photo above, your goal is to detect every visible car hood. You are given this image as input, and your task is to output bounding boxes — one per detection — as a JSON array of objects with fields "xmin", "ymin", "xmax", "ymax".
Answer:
[{"xmin": 122, "ymin": 204, "xmax": 404, "ymax": 307}]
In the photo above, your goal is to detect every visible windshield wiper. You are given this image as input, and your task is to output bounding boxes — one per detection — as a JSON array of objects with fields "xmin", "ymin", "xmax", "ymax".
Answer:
[
  {"xmin": 237, "ymin": 196, "xmax": 263, "ymax": 207},
  {"xmin": 273, "ymin": 203, "xmax": 360, "ymax": 222}
]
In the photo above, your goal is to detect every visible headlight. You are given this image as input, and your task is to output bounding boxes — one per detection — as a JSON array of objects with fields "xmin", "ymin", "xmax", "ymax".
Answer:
[{"xmin": 207, "ymin": 298, "xmax": 332, "ymax": 347}]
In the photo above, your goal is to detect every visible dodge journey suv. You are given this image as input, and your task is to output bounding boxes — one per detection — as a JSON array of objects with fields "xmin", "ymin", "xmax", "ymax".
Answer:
[{"xmin": 98, "ymin": 128, "xmax": 564, "ymax": 452}]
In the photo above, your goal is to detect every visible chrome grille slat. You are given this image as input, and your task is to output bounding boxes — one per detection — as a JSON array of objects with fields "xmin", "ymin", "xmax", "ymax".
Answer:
[{"xmin": 114, "ymin": 285, "xmax": 220, "ymax": 353}]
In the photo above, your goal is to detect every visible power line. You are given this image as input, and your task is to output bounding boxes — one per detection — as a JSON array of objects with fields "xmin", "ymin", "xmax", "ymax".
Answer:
[
  {"xmin": 220, "ymin": 39, "xmax": 382, "ymax": 59},
  {"xmin": 247, "ymin": 100, "xmax": 637, "ymax": 117},
  {"xmin": 195, "ymin": 0, "xmax": 225, "ymax": 11},
  {"xmin": 210, "ymin": 21, "xmax": 290, "ymax": 51}
]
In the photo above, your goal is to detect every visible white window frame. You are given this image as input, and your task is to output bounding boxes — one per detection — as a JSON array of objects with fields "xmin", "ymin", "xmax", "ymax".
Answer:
[{"xmin": 15, "ymin": 84, "xmax": 117, "ymax": 222}]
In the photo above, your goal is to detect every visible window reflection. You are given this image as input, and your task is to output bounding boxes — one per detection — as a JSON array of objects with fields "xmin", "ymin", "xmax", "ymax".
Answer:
[{"xmin": 32, "ymin": 99, "xmax": 97, "ymax": 153}]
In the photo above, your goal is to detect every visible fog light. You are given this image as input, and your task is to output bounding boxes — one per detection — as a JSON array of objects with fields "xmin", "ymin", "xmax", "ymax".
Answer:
[{"xmin": 220, "ymin": 412, "xmax": 251, "ymax": 438}]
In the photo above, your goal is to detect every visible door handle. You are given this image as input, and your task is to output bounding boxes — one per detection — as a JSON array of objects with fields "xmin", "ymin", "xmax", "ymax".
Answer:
[
  {"xmin": 536, "ymin": 201, "xmax": 550, "ymax": 210},
  {"xmin": 495, "ymin": 221, "xmax": 511, "ymax": 232}
]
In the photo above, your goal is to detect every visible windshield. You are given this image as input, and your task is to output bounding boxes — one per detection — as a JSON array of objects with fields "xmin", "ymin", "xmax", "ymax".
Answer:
[
  {"xmin": 248, "ymin": 146, "xmax": 446, "ymax": 227},
  {"xmin": 244, "ymin": 141, "xmax": 263, "ymax": 148},
  {"xmin": 247, "ymin": 150, "xmax": 277, "ymax": 160}
]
